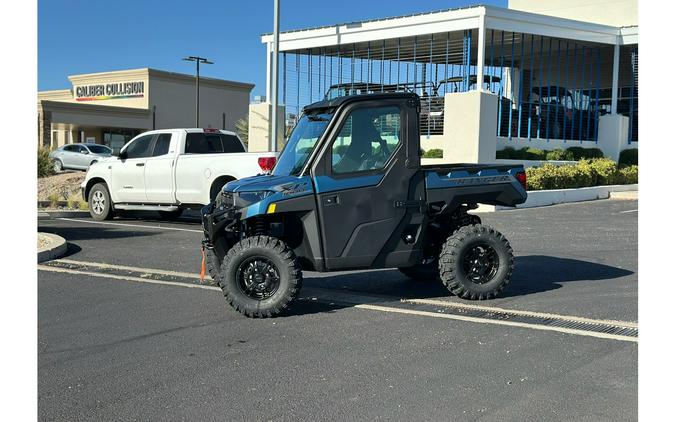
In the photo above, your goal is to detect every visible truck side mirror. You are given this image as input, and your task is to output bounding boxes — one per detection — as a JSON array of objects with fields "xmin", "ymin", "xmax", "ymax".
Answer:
[{"xmin": 118, "ymin": 150, "xmax": 128, "ymax": 160}]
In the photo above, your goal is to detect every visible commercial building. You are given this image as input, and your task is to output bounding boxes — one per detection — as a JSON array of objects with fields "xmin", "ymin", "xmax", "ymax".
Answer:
[
  {"xmin": 38, "ymin": 68, "xmax": 253, "ymax": 153},
  {"xmin": 252, "ymin": 0, "xmax": 638, "ymax": 162}
]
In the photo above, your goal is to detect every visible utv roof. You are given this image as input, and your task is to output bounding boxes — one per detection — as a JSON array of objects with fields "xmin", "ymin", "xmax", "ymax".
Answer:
[{"xmin": 303, "ymin": 92, "xmax": 420, "ymax": 113}]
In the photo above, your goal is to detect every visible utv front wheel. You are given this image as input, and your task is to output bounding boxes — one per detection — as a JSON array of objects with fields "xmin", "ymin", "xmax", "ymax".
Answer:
[
  {"xmin": 219, "ymin": 236, "xmax": 302, "ymax": 317},
  {"xmin": 438, "ymin": 224, "xmax": 514, "ymax": 300}
]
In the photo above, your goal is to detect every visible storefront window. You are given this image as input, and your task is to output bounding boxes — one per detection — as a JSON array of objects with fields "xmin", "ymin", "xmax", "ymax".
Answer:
[{"xmin": 103, "ymin": 128, "xmax": 142, "ymax": 155}]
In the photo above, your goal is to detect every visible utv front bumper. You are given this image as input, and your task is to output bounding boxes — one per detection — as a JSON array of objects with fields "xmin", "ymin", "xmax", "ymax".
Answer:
[{"xmin": 201, "ymin": 203, "xmax": 242, "ymax": 247}]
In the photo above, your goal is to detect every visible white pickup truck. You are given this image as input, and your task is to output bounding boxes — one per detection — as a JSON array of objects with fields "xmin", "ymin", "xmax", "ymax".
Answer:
[{"xmin": 81, "ymin": 128, "xmax": 277, "ymax": 220}]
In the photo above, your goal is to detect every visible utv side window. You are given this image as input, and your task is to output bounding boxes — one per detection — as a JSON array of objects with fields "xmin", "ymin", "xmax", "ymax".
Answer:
[{"xmin": 331, "ymin": 106, "xmax": 401, "ymax": 174}]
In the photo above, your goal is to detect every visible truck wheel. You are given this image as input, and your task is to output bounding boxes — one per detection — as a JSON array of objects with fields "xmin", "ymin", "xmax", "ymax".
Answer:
[
  {"xmin": 88, "ymin": 183, "xmax": 114, "ymax": 221},
  {"xmin": 219, "ymin": 235, "xmax": 302, "ymax": 318},
  {"xmin": 398, "ymin": 261, "xmax": 439, "ymax": 281},
  {"xmin": 438, "ymin": 224, "xmax": 513, "ymax": 300}
]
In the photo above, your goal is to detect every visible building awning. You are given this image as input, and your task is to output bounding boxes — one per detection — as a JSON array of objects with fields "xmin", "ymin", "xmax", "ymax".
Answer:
[{"xmin": 39, "ymin": 100, "xmax": 152, "ymax": 130}]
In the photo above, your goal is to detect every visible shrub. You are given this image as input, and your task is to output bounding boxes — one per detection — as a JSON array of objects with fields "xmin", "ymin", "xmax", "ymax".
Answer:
[
  {"xmin": 566, "ymin": 146, "xmax": 604, "ymax": 160},
  {"xmin": 525, "ymin": 158, "xmax": 636, "ymax": 191},
  {"xmin": 496, "ymin": 147, "xmax": 516, "ymax": 159},
  {"xmin": 48, "ymin": 192, "xmax": 60, "ymax": 208},
  {"xmin": 422, "ymin": 148, "xmax": 444, "ymax": 158},
  {"xmin": 67, "ymin": 197, "xmax": 81, "ymax": 210},
  {"xmin": 619, "ymin": 165, "xmax": 638, "ymax": 184},
  {"xmin": 619, "ymin": 148, "xmax": 638, "ymax": 166},
  {"xmin": 545, "ymin": 148, "xmax": 575, "ymax": 161},
  {"xmin": 523, "ymin": 147, "xmax": 545, "ymax": 160},
  {"xmin": 38, "ymin": 148, "xmax": 54, "ymax": 178}
]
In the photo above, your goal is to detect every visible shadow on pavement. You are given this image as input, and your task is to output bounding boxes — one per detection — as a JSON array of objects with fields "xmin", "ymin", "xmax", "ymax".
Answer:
[
  {"xmin": 504, "ymin": 255, "xmax": 633, "ymax": 297},
  {"xmin": 280, "ymin": 255, "xmax": 633, "ymax": 317},
  {"xmin": 38, "ymin": 226, "xmax": 160, "ymax": 242}
]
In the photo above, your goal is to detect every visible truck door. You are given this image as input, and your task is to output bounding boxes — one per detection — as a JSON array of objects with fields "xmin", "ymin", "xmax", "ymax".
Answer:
[
  {"xmin": 111, "ymin": 133, "xmax": 153, "ymax": 203},
  {"xmin": 144, "ymin": 132, "xmax": 176, "ymax": 203},
  {"xmin": 311, "ymin": 99, "xmax": 419, "ymax": 270}
]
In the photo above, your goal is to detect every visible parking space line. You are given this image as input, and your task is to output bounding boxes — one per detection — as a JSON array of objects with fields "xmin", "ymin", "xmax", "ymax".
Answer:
[
  {"xmin": 55, "ymin": 258, "xmax": 213, "ymax": 281},
  {"xmin": 57, "ymin": 217, "xmax": 203, "ymax": 233},
  {"xmin": 403, "ymin": 298, "xmax": 638, "ymax": 329},
  {"xmin": 619, "ymin": 209, "xmax": 638, "ymax": 214},
  {"xmin": 40, "ymin": 260, "xmax": 637, "ymax": 342},
  {"xmin": 38, "ymin": 265, "xmax": 220, "ymax": 291},
  {"xmin": 355, "ymin": 304, "xmax": 638, "ymax": 343}
]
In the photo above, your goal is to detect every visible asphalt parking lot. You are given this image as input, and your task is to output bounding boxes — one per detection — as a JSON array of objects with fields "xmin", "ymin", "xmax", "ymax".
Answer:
[{"xmin": 38, "ymin": 199, "xmax": 638, "ymax": 421}]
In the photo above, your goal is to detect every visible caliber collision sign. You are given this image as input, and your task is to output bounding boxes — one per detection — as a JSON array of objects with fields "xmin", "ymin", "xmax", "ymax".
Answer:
[{"xmin": 75, "ymin": 81, "xmax": 145, "ymax": 101}]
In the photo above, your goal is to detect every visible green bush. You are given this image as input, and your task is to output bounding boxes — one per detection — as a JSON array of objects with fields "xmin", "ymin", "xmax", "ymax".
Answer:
[
  {"xmin": 422, "ymin": 148, "xmax": 444, "ymax": 158},
  {"xmin": 545, "ymin": 148, "xmax": 575, "ymax": 161},
  {"xmin": 618, "ymin": 165, "xmax": 638, "ymax": 184},
  {"xmin": 496, "ymin": 147, "xmax": 516, "ymax": 159},
  {"xmin": 526, "ymin": 158, "xmax": 637, "ymax": 191},
  {"xmin": 619, "ymin": 148, "xmax": 638, "ymax": 166},
  {"xmin": 566, "ymin": 146, "xmax": 604, "ymax": 160},
  {"xmin": 38, "ymin": 148, "xmax": 54, "ymax": 178}
]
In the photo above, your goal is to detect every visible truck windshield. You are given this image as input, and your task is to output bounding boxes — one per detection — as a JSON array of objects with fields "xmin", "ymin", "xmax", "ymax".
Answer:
[{"xmin": 272, "ymin": 111, "xmax": 333, "ymax": 176}]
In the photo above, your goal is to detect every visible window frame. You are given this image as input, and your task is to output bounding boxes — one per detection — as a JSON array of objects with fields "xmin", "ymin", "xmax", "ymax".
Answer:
[
  {"xmin": 122, "ymin": 134, "xmax": 155, "ymax": 159},
  {"xmin": 325, "ymin": 104, "xmax": 403, "ymax": 178},
  {"xmin": 150, "ymin": 133, "xmax": 173, "ymax": 158}
]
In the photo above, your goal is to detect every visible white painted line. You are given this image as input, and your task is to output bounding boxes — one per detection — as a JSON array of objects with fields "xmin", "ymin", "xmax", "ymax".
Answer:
[
  {"xmin": 40, "ymin": 261, "xmax": 638, "ymax": 342},
  {"xmin": 55, "ymin": 258, "xmax": 213, "ymax": 281},
  {"xmin": 402, "ymin": 298, "xmax": 638, "ymax": 329},
  {"xmin": 355, "ymin": 304, "xmax": 638, "ymax": 343},
  {"xmin": 38, "ymin": 265, "xmax": 220, "ymax": 291},
  {"xmin": 619, "ymin": 209, "xmax": 638, "ymax": 214},
  {"xmin": 57, "ymin": 217, "xmax": 203, "ymax": 233}
]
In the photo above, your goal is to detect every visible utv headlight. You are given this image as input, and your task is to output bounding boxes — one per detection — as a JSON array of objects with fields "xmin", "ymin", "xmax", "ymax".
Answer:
[{"xmin": 234, "ymin": 191, "xmax": 274, "ymax": 208}]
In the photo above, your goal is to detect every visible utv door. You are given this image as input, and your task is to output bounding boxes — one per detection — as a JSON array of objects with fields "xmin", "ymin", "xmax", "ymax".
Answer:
[{"xmin": 311, "ymin": 98, "xmax": 422, "ymax": 270}]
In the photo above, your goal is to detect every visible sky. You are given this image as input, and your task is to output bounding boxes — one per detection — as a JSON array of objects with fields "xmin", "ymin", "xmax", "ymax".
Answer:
[{"xmin": 38, "ymin": 0, "xmax": 506, "ymax": 98}]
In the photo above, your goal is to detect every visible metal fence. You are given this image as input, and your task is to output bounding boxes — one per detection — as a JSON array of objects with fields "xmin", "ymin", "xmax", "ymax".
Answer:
[{"xmin": 280, "ymin": 30, "xmax": 637, "ymax": 143}]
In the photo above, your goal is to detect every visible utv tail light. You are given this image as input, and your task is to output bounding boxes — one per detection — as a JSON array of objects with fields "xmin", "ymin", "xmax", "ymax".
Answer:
[
  {"xmin": 515, "ymin": 171, "xmax": 527, "ymax": 190},
  {"xmin": 258, "ymin": 156, "xmax": 277, "ymax": 172}
]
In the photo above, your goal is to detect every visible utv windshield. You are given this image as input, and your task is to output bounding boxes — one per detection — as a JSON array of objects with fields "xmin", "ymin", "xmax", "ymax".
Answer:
[{"xmin": 272, "ymin": 110, "xmax": 333, "ymax": 176}]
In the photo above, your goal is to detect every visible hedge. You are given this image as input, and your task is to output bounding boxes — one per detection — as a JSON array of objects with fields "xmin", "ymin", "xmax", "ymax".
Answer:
[
  {"xmin": 619, "ymin": 148, "xmax": 638, "ymax": 166},
  {"xmin": 526, "ymin": 158, "xmax": 638, "ymax": 191},
  {"xmin": 422, "ymin": 148, "xmax": 444, "ymax": 158},
  {"xmin": 496, "ymin": 146, "xmax": 601, "ymax": 161}
]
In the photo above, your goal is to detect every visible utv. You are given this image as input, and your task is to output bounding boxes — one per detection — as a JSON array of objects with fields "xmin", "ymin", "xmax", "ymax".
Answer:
[{"xmin": 201, "ymin": 93, "xmax": 527, "ymax": 317}]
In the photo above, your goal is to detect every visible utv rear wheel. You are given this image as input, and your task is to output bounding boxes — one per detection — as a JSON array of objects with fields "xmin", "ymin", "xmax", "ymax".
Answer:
[
  {"xmin": 438, "ymin": 224, "xmax": 513, "ymax": 300},
  {"xmin": 219, "ymin": 236, "xmax": 302, "ymax": 318},
  {"xmin": 88, "ymin": 183, "xmax": 114, "ymax": 221}
]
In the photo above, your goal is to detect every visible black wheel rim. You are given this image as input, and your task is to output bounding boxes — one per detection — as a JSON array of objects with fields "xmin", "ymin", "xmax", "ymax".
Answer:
[
  {"xmin": 235, "ymin": 257, "xmax": 280, "ymax": 300},
  {"xmin": 461, "ymin": 243, "xmax": 499, "ymax": 284}
]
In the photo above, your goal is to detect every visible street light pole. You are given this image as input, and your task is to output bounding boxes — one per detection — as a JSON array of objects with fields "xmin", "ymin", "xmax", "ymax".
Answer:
[
  {"xmin": 270, "ymin": 0, "xmax": 280, "ymax": 151},
  {"xmin": 183, "ymin": 56, "xmax": 213, "ymax": 127}
]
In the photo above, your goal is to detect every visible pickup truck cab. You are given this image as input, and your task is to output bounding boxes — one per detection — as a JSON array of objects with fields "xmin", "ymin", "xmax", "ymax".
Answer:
[
  {"xmin": 202, "ymin": 93, "xmax": 527, "ymax": 317},
  {"xmin": 82, "ymin": 128, "xmax": 277, "ymax": 220}
]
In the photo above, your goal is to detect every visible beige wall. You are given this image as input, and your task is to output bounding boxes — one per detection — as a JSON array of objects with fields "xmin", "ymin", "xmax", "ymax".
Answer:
[
  {"xmin": 68, "ymin": 69, "xmax": 150, "ymax": 109},
  {"xmin": 148, "ymin": 75, "xmax": 250, "ymax": 131},
  {"xmin": 248, "ymin": 103, "xmax": 286, "ymax": 152},
  {"xmin": 509, "ymin": 0, "xmax": 637, "ymax": 27},
  {"xmin": 38, "ymin": 68, "xmax": 254, "ymax": 149}
]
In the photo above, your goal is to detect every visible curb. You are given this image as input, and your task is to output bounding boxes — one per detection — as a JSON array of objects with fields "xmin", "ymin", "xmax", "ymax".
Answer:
[
  {"xmin": 475, "ymin": 184, "xmax": 638, "ymax": 212},
  {"xmin": 38, "ymin": 233, "xmax": 68, "ymax": 263},
  {"xmin": 40, "ymin": 209, "xmax": 90, "ymax": 218}
]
